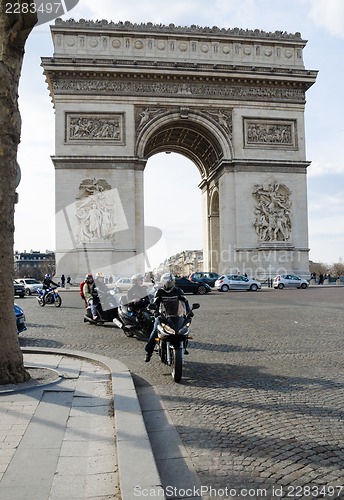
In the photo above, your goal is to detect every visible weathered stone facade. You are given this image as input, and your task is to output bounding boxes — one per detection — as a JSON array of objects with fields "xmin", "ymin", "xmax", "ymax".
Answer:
[{"xmin": 42, "ymin": 19, "xmax": 317, "ymax": 279}]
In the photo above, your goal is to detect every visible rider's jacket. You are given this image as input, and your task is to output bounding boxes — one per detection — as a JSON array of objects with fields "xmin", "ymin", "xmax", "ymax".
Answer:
[
  {"xmin": 42, "ymin": 278, "xmax": 58, "ymax": 290},
  {"xmin": 127, "ymin": 284, "xmax": 148, "ymax": 303},
  {"xmin": 153, "ymin": 286, "xmax": 190, "ymax": 316}
]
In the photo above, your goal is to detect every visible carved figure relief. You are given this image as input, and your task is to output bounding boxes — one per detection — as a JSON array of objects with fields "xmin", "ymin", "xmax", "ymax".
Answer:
[
  {"xmin": 66, "ymin": 113, "xmax": 124, "ymax": 143},
  {"xmin": 204, "ymin": 109, "xmax": 233, "ymax": 138},
  {"xmin": 252, "ymin": 182, "xmax": 292, "ymax": 242},
  {"xmin": 75, "ymin": 179, "xmax": 117, "ymax": 243},
  {"xmin": 244, "ymin": 119, "xmax": 297, "ymax": 149},
  {"xmin": 54, "ymin": 79, "xmax": 305, "ymax": 103},
  {"xmin": 137, "ymin": 107, "xmax": 164, "ymax": 130}
]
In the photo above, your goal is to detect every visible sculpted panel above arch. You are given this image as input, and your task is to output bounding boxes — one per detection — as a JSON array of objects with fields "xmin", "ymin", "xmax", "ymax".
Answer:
[{"xmin": 135, "ymin": 106, "xmax": 232, "ymax": 140}]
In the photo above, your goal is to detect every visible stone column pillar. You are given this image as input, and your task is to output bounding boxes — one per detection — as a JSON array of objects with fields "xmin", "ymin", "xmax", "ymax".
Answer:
[{"xmin": 54, "ymin": 158, "xmax": 146, "ymax": 282}]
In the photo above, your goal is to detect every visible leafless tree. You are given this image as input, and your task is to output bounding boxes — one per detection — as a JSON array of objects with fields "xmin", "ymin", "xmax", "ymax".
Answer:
[{"xmin": 0, "ymin": 1, "xmax": 37, "ymax": 383}]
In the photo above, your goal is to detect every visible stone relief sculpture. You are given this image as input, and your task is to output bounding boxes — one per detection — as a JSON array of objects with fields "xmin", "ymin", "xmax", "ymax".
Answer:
[
  {"xmin": 137, "ymin": 107, "xmax": 164, "ymax": 130},
  {"xmin": 245, "ymin": 119, "xmax": 295, "ymax": 148},
  {"xmin": 75, "ymin": 179, "xmax": 117, "ymax": 242},
  {"xmin": 205, "ymin": 109, "xmax": 233, "ymax": 137},
  {"xmin": 252, "ymin": 182, "xmax": 292, "ymax": 242},
  {"xmin": 67, "ymin": 114, "xmax": 123, "ymax": 142},
  {"xmin": 54, "ymin": 79, "xmax": 305, "ymax": 103}
]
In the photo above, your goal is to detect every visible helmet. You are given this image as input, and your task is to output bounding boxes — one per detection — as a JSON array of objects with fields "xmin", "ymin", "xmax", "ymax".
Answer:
[
  {"xmin": 131, "ymin": 273, "xmax": 144, "ymax": 285},
  {"xmin": 45, "ymin": 274, "xmax": 51, "ymax": 280},
  {"xmin": 160, "ymin": 273, "xmax": 175, "ymax": 291},
  {"xmin": 85, "ymin": 273, "xmax": 93, "ymax": 282},
  {"xmin": 95, "ymin": 272, "xmax": 104, "ymax": 280}
]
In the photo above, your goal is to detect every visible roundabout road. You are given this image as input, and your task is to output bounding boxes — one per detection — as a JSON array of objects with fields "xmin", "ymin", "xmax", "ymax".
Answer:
[{"xmin": 19, "ymin": 287, "xmax": 344, "ymax": 499}]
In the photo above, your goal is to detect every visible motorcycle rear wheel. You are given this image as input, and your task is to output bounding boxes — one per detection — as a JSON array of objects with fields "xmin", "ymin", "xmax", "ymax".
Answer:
[
  {"xmin": 54, "ymin": 296, "xmax": 62, "ymax": 307},
  {"xmin": 171, "ymin": 348, "xmax": 183, "ymax": 383},
  {"xmin": 38, "ymin": 297, "xmax": 45, "ymax": 307}
]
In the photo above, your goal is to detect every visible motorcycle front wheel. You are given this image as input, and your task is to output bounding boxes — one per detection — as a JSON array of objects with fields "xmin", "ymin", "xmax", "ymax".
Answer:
[
  {"xmin": 54, "ymin": 295, "xmax": 62, "ymax": 307},
  {"xmin": 171, "ymin": 348, "xmax": 183, "ymax": 383}
]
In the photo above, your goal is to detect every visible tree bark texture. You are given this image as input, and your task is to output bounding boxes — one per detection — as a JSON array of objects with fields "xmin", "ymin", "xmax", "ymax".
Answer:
[{"xmin": 0, "ymin": 1, "xmax": 37, "ymax": 384}]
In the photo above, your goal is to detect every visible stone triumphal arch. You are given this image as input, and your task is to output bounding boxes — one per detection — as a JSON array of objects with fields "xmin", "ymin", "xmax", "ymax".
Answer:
[{"xmin": 42, "ymin": 19, "xmax": 317, "ymax": 280}]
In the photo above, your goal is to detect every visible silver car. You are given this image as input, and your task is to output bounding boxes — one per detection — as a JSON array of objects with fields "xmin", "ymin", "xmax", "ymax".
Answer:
[
  {"xmin": 273, "ymin": 274, "xmax": 308, "ymax": 289},
  {"xmin": 18, "ymin": 278, "xmax": 43, "ymax": 295},
  {"xmin": 215, "ymin": 274, "xmax": 261, "ymax": 292},
  {"xmin": 113, "ymin": 277, "xmax": 132, "ymax": 293}
]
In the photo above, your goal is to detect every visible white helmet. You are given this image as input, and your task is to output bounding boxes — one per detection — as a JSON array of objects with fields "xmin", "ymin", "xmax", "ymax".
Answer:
[
  {"xmin": 160, "ymin": 273, "xmax": 175, "ymax": 291},
  {"xmin": 131, "ymin": 273, "xmax": 144, "ymax": 285}
]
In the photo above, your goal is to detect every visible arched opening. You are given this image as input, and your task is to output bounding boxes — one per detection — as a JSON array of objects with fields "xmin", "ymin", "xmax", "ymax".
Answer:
[
  {"xmin": 209, "ymin": 190, "xmax": 220, "ymax": 272},
  {"xmin": 139, "ymin": 116, "xmax": 226, "ymax": 274},
  {"xmin": 144, "ymin": 152, "xmax": 202, "ymax": 273}
]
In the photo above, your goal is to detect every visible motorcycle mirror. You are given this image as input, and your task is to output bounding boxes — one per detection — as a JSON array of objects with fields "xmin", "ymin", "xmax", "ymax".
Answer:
[{"xmin": 192, "ymin": 303, "xmax": 200, "ymax": 310}]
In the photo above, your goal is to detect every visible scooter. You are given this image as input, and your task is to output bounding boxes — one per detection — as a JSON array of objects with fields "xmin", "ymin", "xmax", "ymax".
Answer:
[
  {"xmin": 151, "ymin": 300, "xmax": 200, "ymax": 383},
  {"xmin": 37, "ymin": 287, "xmax": 62, "ymax": 307},
  {"xmin": 84, "ymin": 288, "xmax": 119, "ymax": 325},
  {"xmin": 114, "ymin": 296, "xmax": 155, "ymax": 340}
]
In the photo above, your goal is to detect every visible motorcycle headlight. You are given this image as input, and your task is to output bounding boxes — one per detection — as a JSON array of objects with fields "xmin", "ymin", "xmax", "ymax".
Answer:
[
  {"xmin": 162, "ymin": 323, "xmax": 175, "ymax": 335},
  {"xmin": 179, "ymin": 326, "xmax": 189, "ymax": 334}
]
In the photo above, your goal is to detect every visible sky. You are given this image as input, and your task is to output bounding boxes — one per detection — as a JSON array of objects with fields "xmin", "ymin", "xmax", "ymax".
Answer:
[{"xmin": 14, "ymin": 0, "xmax": 344, "ymax": 269}]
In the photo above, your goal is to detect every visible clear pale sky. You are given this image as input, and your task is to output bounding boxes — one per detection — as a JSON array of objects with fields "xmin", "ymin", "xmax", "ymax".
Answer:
[{"xmin": 14, "ymin": 0, "xmax": 344, "ymax": 268}]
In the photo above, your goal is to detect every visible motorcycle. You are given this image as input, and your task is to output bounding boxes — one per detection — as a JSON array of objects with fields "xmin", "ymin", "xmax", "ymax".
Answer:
[
  {"xmin": 151, "ymin": 300, "xmax": 200, "ymax": 383},
  {"xmin": 114, "ymin": 296, "xmax": 155, "ymax": 340},
  {"xmin": 37, "ymin": 287, "xmax": 62, "ymax": 307},
  {"xmin": 84, "ymin": 288, "xmax": 119, "ymax": 325}
]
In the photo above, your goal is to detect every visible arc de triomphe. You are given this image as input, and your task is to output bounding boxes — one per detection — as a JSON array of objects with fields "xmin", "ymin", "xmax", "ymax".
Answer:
[{"xmin": 42, "ymin": 19, "xmax": 317, "ymax": 280}]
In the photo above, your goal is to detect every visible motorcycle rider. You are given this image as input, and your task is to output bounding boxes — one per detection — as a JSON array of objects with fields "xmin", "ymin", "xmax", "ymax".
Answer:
[
  {"xmin": 83, "ymin": 273, "xmax": 99, "ymax": 321},
  {"xmin": 95, "ymin": 272, "xmax": 107, "ymax": 294},
  {"xmin": 126, "ymin": 273, "xmax": 151, "ymax": 321},
  {"xmin": 42, "ymin": 273, "xmax": 59, "ymax": 304},
  {"xmin": 144, "ymin": 272, "xmax": 191, "ymax": 362},
  {"xmin": 127, "ymin": 273, "xmax": 148, "ymax": 303}
]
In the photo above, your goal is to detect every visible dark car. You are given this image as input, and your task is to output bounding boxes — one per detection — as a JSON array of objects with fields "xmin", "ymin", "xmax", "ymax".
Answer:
[
  {"xmin": 13, "ymin": 280, "xmax": 25, "ymax": 298},
  {"xmin": 176, "ymin": 277, "xmax": 211, "ymax": 295},
  {"xmin": 14, "ymin": 303, "xmax": 27, "ymax": 334},
  {"xmin": 189, "ymin": 272, "xmax": 220, "ymax": 287}
]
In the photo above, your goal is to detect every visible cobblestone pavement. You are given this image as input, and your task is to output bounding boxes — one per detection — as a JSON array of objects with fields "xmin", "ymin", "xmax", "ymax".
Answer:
[{"xmin": 18, "ymin": 287, "xmax": 344, "ymax": 499}]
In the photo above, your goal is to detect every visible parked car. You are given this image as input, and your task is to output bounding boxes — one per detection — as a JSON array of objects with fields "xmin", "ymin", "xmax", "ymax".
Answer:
[
  {"xmin": 113, "ymin": 277, "xmax": 132, "ymax": 293},
  {"xmin": 215, "ymin": 274, "xmax": 261, "ymax": 292},
  {"xmin": 176, "ymin": 277, "xmax": 211, "ymax": 295},
  {"xmin": 14, "ymin": 303, "xmax": 27, "ymax": 334},
  {"xmin": 273, "ymin": 274, "xmax": 308, "ymax": 289},
  {"xmin": 13, "ymin": 280, "xmax": 25, "ymax": 298},
  {"xmin": 189, "ymin": 272, "xmax": 220, "ymax": 287},
  {"xmin": 18, "ymin": 278, "xmax": 43, "ymax": 296}
]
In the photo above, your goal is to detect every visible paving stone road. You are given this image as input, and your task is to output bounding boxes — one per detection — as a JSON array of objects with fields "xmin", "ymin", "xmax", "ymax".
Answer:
[{"xmin": 18, "ymin": 287, "xmax": 344, "ymax": 499}]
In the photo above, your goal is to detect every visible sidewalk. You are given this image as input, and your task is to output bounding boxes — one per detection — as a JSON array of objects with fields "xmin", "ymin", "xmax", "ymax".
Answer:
[{"xmin": 0, "ymin": 348, "xmax": 164, "ymax": 500}]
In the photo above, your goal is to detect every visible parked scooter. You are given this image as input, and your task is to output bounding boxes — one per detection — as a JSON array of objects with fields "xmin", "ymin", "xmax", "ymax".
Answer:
[
  {"xmin": 37, "ymin": 287, "xmax": 62, "ymax": 307},
  {"xmin": 150, "ymin": 300, "xmax": 200, "ymax": 383},
  {"xmin": 84, "ymin": 288, "xmax": 119, "ymax": 325},
  {"xmin": 114, "ymin": 296, "xmax": 155, "ymax": 340}
]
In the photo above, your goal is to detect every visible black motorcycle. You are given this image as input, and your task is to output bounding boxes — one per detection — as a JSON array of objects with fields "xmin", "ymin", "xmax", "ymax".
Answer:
[
  {"xmin": 84, "ymin": 288, "xmax": 119, "ymax": 325},
  {"xmin": 115, "ymin": 296, "xmax": 155, "ymax": 340},
  {"xmin": 37, "ymin": 287, "xmax": 62, "ymax": 307},
  {"xmin": 151, "ymin": 300, "xmax": 200, "ymax": 383}
]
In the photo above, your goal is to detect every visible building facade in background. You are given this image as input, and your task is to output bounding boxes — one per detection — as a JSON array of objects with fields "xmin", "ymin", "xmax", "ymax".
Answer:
[{"xmin": 14, "ymin": 250, "xmax": 55, "ymax": 279}]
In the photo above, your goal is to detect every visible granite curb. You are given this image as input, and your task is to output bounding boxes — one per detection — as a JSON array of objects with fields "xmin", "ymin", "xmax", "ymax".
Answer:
[{"xmin": 1, "ymin": 347, "xmax": 165, "ymax": 500}]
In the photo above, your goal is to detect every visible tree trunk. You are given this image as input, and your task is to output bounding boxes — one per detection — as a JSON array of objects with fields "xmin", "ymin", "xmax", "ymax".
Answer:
[{"xmin": 0, "ymin": 1, "xmax": 37, "ymax": 384}]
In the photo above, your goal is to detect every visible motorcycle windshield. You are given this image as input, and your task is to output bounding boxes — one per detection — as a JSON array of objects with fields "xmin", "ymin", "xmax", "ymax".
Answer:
[
  {"xmin": 160, "ymin": 300, "xmax": 187, "ymax": 331},
  {"xmin": 161, "ymin": 299, "xmax": 186, "ymax": 318}
]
